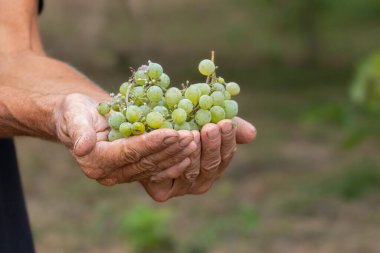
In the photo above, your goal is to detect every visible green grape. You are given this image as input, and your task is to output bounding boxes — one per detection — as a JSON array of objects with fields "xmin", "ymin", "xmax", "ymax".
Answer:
[
  {"xmin": 195, "ymin": 109, "xmax": 211, "ymax": 126},
  {"xmin": 174, "ymin": 122, "xmax": 191, "ymax": 131},
  {"xmin": 165, "ymin": 87, "xmax": 183, "ymax": 107},
  {"xmin": 119, "ymin": 82, "xmax": 130, "ymax": 96},
  {"xmin": 146, "ymin": 112, "xmax": 165, "ymax": 129},
  {"xmin": 226, "ymin": 82, "xmax": 240, "ymax": 96},
  {"xmin": 198, "ymin": 59, "xmax": 215, "ymax": 76},
  {"xmin": 158, "ymin": 73, "xmax": 170, "ymax": 89},
  {"xmin": 224, "ymin": 91, "xmax": 231, "ymax": 100},
  {"xmin": 119, "ymin": 122, "xmax": 133, "ymax": 137},
  {"xmin": 132, "ymin": 122, "xmax": 145, "ymax": 135},
  {"xmin": 108, "ymin": 129, "xmax": 124, "ymax": 142},
  {"xmin": 131, "ymin": 86, "xmax": 146, "ymax": 105},
  {"xmin": 147, "ymin": 86, "xmax": 164, "ymax": 102},
  {"xmin": 147, "ymin": 62, "xmax": 163, "ymax": 79},
  {"xmin": 178, "ymin": 99, "xmax": 194, "ymax": 114},
  {"xmin": 125, "ymin": 105, "xmax": 141, "ymax": 123},
  {"xmin": 98, "ymin": 102, "xmax": 111, "ymax": 116},
  {"xmin": 134, "ymin": 70, "xmax": 148, "ymax": 85},
  {"xmin": 172, "ymin": 108, "xmax": 187, "ymax": 125},
  {"xmin": 211, "ymin": 91, "xmax": 225, "ymax": 106},
  {"xmin": 199, "ymin": 95, "xmax": 213, "ymax": 110},
  {"xmin": 160, "ymin": 121, "xmax": 174, "ymax": 129},
  {"xmin": 139, "ymin": 105, "xmax": 151, "ymax": 117},
  {"xmin": 195, "ymin": 83, "xmax": 211, "ymax": 95},
  {"xmin": 224, "ymin": 100, "xmax": 239, "ymax": 119},
  {"xmin": 189, "ymin": 121, "xmax": 199, "ymax": 131},
  {"xmin": 108, "ymin": 112, "xmax": 126, "ymax": 130},
  {"xmin": 153, "ymin": 105, "xmax": 169, "ymax": 118},
  {"xmin": 217, "ymin": 77, "xmax": 225, "ymax": 84},
  {"xmin": 210, "ymin": 106, "xmax": 226, "ymax": 123},
  {"xmin": 212, "ymin": 83, "xmax": 225, "ymax": 92},
  {"xmin": 185, "ymin": 85, "xmax": 201, "ymax": 105},
  {"xmin": 111, "ymin": 102, "xmax": 122, "ymax": 112}
]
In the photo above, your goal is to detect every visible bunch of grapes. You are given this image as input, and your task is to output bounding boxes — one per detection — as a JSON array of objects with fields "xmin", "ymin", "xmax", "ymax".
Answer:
[{"xmin": 97, "ymin": 52, "xmax": 241, "ymax": 141}]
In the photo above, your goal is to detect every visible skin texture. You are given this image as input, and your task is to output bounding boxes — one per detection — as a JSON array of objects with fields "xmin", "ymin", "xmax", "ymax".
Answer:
[{"xmin": 0, "ymin": 0, "xmax": 257, "ymax": 202}]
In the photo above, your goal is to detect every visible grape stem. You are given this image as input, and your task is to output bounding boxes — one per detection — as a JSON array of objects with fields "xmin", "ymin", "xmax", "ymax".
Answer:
[
  {"xmin": 125, "ymin": 82, "xmax": 135, "ymax": 106},
  {"xmin": 206, "ymin": 50, "xmax": 217, "ymax": 85}
]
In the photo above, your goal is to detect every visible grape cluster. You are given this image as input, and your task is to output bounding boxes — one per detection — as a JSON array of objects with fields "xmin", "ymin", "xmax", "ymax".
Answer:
[{"xmin": 98, "ymin": 54, "xmax": 240, "ymax": 141}]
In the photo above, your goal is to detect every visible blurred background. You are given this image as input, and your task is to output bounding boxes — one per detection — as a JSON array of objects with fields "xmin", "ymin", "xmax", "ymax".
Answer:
[{"xmin": 16, "ymin": 0, "xmax": 380, "ymax": 252}]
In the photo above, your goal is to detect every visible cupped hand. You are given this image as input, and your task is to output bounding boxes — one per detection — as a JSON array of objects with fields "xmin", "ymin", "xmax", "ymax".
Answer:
[
  {"xmin": 54, "ymin": 93, "xmax": 197, "ymax": 191},
  {"xmin": 141, "ymin": 117, "xmax": 256, "ymax": 201}
]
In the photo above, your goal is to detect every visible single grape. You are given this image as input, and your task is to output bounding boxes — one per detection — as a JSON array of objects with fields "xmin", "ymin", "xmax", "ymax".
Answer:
[
  {"xmin": 178, "ymin": 99, "xmax": 194, "ymax": 114},
  {"xmin": 194, "ymin": 83, "xmax": 211, "ymax": 95},
  {"xmin": 125, "ymin": 105, "xmax": 141, "ymax": 123},
  {"xmin": 195, "ymin": 109, "xmax": 211, "ymax": 126},
  {"xmin": 165, "ymin": 87, "xmax": 183, "ymax": 107},
  {"xmin": 111, "ymin": 102, "xmax": 122, "ymax": 112},
  {"xmin": 134, "ymin": 70, "xmax": 148, "ymax": 86},
  {"xmin": 224, "ymin": 91, "xmax": 231, "ymax": 100},
  {"xmin": 139, "ymin": 105, "xmax": 151, "ymax": 117},
  {"xmin": 108, "ymin": 112, "xmax": 126, "ymax": 130},
  {"xmin": 147, "ymin": 86, "xmax": 164, "ymax": 102},
  {"xmin": 147, "ymin": 62, "xmax": 163, "ymax": 79},
  {"xmin": 131, "ymin": 86, "xmax": 146, "ymax": 105},
  {"xmin": 158, "ymin": 73, "xmax": 170, "ymax": 89},
  {"xmin": 172, "ymin": 108, "xmax": 187, "ymax": 125},
  {"xmin": 211, "ymin": 91, "xmax": 225, "ymax": 106},
  {"xmin": 98, "ymin": 102, "xmax": 111, "ymax": 116},
  {"xmin": 189, "ymin": 121, "xmax": 200, "ymax": 131},
  {"xmin": 108, "ymin": 129, "xmax": 124, "ymax": 142},
  {"xmin": 185, "ymin": 85, "xmax": 201, "ymax": 105},
  {"xmin": 119, "ymin": 82, "xmax": 130, "ymax": 96},
  {"xmin": 226, "ymin": 82, "xmax": 240, "ymax": 96},
  {"xmin": 153, "ymin": 105, "xmax": 169, "ymax": 118},
  {"xmin": 210, "ymin": 106, "xmax": 226, "ymax": 123},
  {"xmin": 174, "ymin": 122, "xmax": 191, "ymax": 131},
  {"xmin": 224, "ymin": 100, "xmax": 239, "ymax": 119},
  {"xmin": 150, "ymin": 99, "xmax": 166, "ymax": 108},
  {"xmin": 132, "ymin": 122, "xmax": 145, "ymax": 135},
  {"xmin": 160, "ymin": 121, "xmax": 174, "ymax": 129},
  {"xmin": 199, "ymin": 95, "xmax": 213, "ymax": 110},
  {"xmin": 217, "ymin": 77, "xmax": 225, "ymax": 84},
  {"xmin": 212, "ymin": 83, "xmax": 225, "ymax": 92},
  {"xmin": 146, "ymin": 112, "xmax": 164, "ymax": 129},
  {"xmin": 119, "ymin": 122, "xmax": 133, "ymax": 137},
  {"xmin": 199, "ymin": 59, "xmax": 215, "ymax": 76}
]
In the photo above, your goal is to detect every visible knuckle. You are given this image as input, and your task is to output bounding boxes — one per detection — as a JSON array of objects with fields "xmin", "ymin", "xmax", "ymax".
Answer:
[
  {"xmin": 123, "ymin": 146, "xmax": 141, "ymax": 163},
  {"xmin": 139, "ymin": 157, "xmax": 157, "ymax": 171},
  {"xmin": 185, "ymin": 170, "xmax": 200, "ymax": 181},
  {"xmin": 202, "ymin": 159, "xmax": 221, "ymax": 172}
]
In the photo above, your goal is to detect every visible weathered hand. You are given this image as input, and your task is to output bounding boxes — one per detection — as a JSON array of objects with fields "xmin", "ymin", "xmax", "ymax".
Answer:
[
  {"xmin": 141, "ymin": 117, "xmax": 256, "ymax": 201},
  {"xmin": 54, "ymin": 93, "xmax": 197, "ymax": 189}
]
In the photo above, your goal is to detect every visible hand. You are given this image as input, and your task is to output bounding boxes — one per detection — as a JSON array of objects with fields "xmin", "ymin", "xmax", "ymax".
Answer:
[
  {"xmin": 54, "ymin": 93, "xmax": 198, "ymax": 191},
  {"xmin": 140, "ymin": 117, "xmax": 256, "ymax": 201}
]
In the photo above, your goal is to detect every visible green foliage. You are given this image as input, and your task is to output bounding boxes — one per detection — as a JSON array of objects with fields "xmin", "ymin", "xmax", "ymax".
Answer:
[
  {"xmin": 350, "ymin": 52, "xmax": 380, "ymax": 111},
  {"xmin": 121, "ymin": 205, "xmax": 174, "ymax": 253}
]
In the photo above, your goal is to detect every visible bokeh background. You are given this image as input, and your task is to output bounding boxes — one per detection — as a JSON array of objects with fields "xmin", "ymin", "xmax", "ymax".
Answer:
[{"xmin": 15, "ymin": 0, "xmax": 380, "ymax": 252}]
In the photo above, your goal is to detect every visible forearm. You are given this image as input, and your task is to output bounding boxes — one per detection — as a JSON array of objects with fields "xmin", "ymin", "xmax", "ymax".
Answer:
[{"xmin": 0, "ymin": 0, "xmax": 109, "ymax": 139}]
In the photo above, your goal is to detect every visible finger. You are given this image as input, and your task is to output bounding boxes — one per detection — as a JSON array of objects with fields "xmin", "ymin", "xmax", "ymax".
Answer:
[
  {"xmin": 184, "ymin": 130, "xmax": 201, "ymax": 182},
  {"xmin": 218, "ymin": 119, "xmax": 237, "ymax": 176},
  {"xmin": 90, "ymin": 129, "xmax": 180, "ymax": 169},
  {"xmin": 234, "ymin": 117, "xmax": 257, "ymax": 144},
  {"xmin": 69, "ymin": 113, "xmax": 97, "ymax": 157},
  {"xmin": 103, "ymin": 141, "xmax": 197, "ymax": 184},
  {"xmin": 140, "ymin": 158, "xmax": 191, "ymax": 202}
]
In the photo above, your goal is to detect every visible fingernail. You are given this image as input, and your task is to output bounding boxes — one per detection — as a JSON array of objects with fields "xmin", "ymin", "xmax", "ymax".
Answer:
[
  {"xmin": 207, "ymin": 127, "xmax": 220, "ymax": 140},
  {"xmin": 164, "ymin": 136, "xmax": 178, "ymax": 145},
  {"xmin": 222, "ymin": 122, "xmax": 233, "ymax": 134},
  {"xmin": 180, "ymin": 136, "xmax": 193, "ymax": 147}
]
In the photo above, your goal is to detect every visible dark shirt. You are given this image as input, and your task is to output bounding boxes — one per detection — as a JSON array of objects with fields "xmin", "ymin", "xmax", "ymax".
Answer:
[{"xmin": 0, "ymin": 1, "xmax": 43, "ymax": 252}]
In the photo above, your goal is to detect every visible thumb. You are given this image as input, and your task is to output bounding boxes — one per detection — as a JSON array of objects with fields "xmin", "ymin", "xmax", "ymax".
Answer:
[
  {"xmin": 69, "ymin": 114, "xmax": 97, "ymax": 157},
  {"xmin": 234, "ymin": 117, "xmax": 257, "ymax": 144}
]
